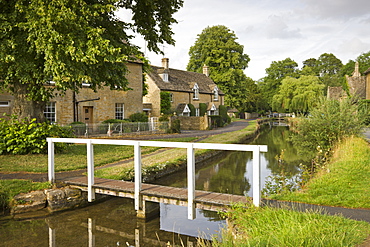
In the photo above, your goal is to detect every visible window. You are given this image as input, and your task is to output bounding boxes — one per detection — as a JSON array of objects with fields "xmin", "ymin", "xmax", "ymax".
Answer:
[
  {"xmin": 193, "ymin": 83, "xmax": 199, "ymax": 100},
  {"xmin": 213, "ymin": 86, "xmax": 219, "ymax": 101},
  {"xmin": 0, "ymin": 101, "xmax": 10, "ymax": 107},
  {"xmin": 115, "ymin": 103, "xmax": 124, "ymax": 120},
  {"xmin": 44, "ymin": 102, "xmax": 56, "ymax": 123},
  {"xmin": 162, "ymin": 73, "xmax": 169, "ymax": 82},
  {"xmin": 170, "ymin": 93, "xmax": 174, "ymax": 102},
  {"xmin": 195, "ymin": 108, "xmax": 200, "ymax": 117}
]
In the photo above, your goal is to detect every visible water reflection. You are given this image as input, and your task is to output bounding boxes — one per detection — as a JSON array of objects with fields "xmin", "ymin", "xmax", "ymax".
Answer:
[
  {"xmin": 0, "ymin": 197, "xmax": 222, "ymax": 246},
  {"xmin": 155, "ymin": 123, "xmax": 310, "ymax": 197}
]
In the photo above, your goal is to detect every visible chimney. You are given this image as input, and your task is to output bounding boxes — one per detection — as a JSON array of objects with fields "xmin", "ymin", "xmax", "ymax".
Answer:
[
  {"xmin": 203, "ymin": 64, "xmax": 209, "ymax": 77},
  {"xmin": 162, "ymin": 58, "xmax": 169, "ymax": 69},
  {"xmin": 352, "ymin": 61, "xmax": 361, "ymax": 77}
]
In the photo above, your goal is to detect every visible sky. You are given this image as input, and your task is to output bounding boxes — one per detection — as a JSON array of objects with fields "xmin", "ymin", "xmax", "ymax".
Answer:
[{"xmin": 118, "ymin": 0, "xmax": 370, "ymax": 81}]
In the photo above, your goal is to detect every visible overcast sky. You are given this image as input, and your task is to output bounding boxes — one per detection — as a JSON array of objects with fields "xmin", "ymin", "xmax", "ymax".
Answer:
[{"xmin": 119, "ymin": 0, "xmax": 370, "ymax": 81}]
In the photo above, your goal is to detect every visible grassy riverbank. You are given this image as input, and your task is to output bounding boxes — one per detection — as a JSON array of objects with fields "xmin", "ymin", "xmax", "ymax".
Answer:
[
  {"xmin": 200, "ymin": 135, "xmax": 370, "ymax": 247},
  {"xmin": 270, "ymin": 136, "xmax": 370, "ymax": 209}
]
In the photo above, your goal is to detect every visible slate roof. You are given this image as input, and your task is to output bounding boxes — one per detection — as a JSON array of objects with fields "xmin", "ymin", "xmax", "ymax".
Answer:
[
  {"xmin": 364, "ymin": 67, "xmax": 370, "ymax": 75},
  {"xmin": 147, "ymin": 65, "xmax": 224, "ymax": 95}
]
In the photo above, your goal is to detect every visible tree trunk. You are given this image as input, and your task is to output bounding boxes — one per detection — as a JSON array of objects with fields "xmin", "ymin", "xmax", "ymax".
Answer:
[{"xmin": 11, "ymin": 82, "xmax": 46, "ymax": 123}]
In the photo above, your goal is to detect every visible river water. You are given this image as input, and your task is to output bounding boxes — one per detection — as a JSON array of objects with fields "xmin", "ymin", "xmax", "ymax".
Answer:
[{"xmin": 0, "ymin": 123, "xmax": 309, "ymax": 246}]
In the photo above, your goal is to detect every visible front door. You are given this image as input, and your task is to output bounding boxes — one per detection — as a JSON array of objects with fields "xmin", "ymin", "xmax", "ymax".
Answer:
[{"xmin": 83, "ymin": 106, "xmax": 93, "ymax": 124}]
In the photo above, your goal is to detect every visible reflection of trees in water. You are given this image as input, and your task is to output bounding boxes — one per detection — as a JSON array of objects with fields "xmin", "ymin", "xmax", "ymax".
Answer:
[{"xmin": 254, "ymin": 126, "xmax": 310, "ymax": 176}]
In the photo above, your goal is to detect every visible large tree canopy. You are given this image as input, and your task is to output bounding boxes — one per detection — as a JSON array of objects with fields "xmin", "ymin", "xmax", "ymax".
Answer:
[
  {"xmin": 0, "ymin": 0, "xmax": 183, "ymax": 121},
  {"xmin": 186, "ymin": 25, "xmax": 254, "ymax": 111},
  {"xmin": 272, "ymin": 75, "xmax": 324, "ymax": 113},
  {"xmin": 258, "ymin": 58, "xmax": 299, "ymax": 108}
]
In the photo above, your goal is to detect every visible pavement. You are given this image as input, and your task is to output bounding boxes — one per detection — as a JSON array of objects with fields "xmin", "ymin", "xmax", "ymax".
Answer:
[{"xmin": 1, "ymin": 119, "xmax": 370, "ymax": 228}]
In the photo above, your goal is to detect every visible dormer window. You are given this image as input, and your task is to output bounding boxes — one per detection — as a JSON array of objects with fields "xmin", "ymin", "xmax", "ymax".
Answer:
[
  {"xmin": 213, "ymin": 86, "xmax": 219, "ymax": 101},
  {"xmin": 162, "ymin": 73, "xmax": 169, "ymax": 82},
  {"xmin": 193, "ymin": 83, "xmax": 199, "ymax": 99}
]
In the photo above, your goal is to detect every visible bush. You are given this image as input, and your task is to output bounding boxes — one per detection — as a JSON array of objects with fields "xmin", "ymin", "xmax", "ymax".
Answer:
[
  {"xmin": 0, "ymin": 116, "xmax": 74, "ymax": 155},
  {"xmin": 168, "ymin": 118, "xmax": 181, "ymax": 133},
  {"xmin": 128, "ymin": 112, "xmax": 148, "ymax": 122},
  {"xmin": 292, "ymin": 97, "xmax": 364, "ymax": 156},
  {"xmin": 209, "ymin": 115, "xmax": 223, "ymax": 128},
  {"xmin": 188, "ymin": 103, "xmax": 196, "ymax": 116},
  {"xmin": 199, "ymin": 103, "xmax": 207, "ymax": 116},
  {"xmin": 102, "ymin": 119, "xmax": 128, "ymax": 124},
  {"xmin": 219, "ymin": 105, "xmax": 231, "ymax": 124}
]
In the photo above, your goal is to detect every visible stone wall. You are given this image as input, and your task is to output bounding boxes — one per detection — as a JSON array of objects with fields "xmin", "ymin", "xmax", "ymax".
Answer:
[{"xmin": 177, "ymin": 115, "xmax": 209, "ymax": 130}]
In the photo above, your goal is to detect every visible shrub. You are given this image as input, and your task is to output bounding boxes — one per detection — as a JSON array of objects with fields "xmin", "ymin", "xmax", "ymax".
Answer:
[
  {"xmin": 219, "ymin": 105, "xmax": 231, "ymax": 124},
  {"xmin": 292, "ymin": 97, "xmax": 364, "ymax": 157},
  {"xmin": 209, "ymin": 115, "xmax": 223, "ymax": 128},
  {"xmin": 160, "ymin": 91, "xmax": 172, "ymax": 114},
  {"xmin": 188, "ymin": 103, "xmax": 196, "ymax": 116},
  {"xmin": 0, "ymin": 116, "xmax": 74, "ymax": 155},
  {"xmin": 168, "ymin": 118, "xmax": 181, "ymax": 133},
  {"xmin": 199, "ymin": 103, "xmax": 207, "ymax": 116},
  {"xmin": 128, "ymin": 112, "xmax": 148, "ymax": 122},
  {"xmin": 102, "ymin": 119, "xmax": 128, "ymax": 124}
]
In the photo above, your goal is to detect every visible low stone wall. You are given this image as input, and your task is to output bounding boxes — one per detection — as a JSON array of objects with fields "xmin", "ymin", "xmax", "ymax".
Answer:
[
  {"xmin": 177, "ymin": 115, "xmax": 208, "ymax": 130},
  {"xmin": 10, "ymin": 186, "xmax": 105, "ymax": 215}
]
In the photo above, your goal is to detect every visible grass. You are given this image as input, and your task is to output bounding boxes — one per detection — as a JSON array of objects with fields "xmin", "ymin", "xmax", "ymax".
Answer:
[
  {"xmin": 0, "ymin": 179, "xmax": 51, "ymax": 210},
  {"xmin": 94, "ymin": 120, "xmax": 259, "ymax": 180},
  {"xmin": 269, "ymin": 136, "xmax": 370, "ymax": 209},
  {"xmin": 0, "ymin": 137, "xmax": 197, "ymax": 173},
  {"xmin": 199, "ymin": 204, "xmax": 370, "ymax": 247}
]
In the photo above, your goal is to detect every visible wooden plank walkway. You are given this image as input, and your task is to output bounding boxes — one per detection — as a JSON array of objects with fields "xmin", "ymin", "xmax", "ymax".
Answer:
[{"xmin": 65, "ymin": 177, "xmax": 249, "ymax": 212}]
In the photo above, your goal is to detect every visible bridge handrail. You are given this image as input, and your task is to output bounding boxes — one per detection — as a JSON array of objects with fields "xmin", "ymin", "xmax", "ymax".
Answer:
[{"xmin": 47, "ymin": 137, "xmax": 267, "ymax": 220}]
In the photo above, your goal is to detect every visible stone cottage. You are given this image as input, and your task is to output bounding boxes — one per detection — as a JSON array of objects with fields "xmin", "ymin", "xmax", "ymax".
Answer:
[
  {"xmin": 0, "ymin": 60, "xmax": 143, "ymax": 125},
  {"xmin": 143, "ymin": 58, "xmax": 225, "ymax": 117}
]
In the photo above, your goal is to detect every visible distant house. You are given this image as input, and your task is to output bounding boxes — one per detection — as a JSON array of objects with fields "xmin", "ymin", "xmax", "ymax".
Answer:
[
  {"xmin": 0, "ymin": 61, "xmax": 143, "ymax": 125},
  {"xmin": 143, "ymin": 58, "xmax": 224, "ymax": 117},
  {"xmin": 329, "ymin": 62, "xmax": 370, "ymax": 100}
]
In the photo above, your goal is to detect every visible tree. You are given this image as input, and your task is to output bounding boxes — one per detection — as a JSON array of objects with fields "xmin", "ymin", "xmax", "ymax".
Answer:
[
  {"xmin": 258, "ymin": 58, "xmax": 299, "ymax": 108},
  {"xmin": 317, "ymin": 53, "xmax": 343, "ymax": 91},
  {"xmin": 272, "ymin": 76, "xmax": 324, "ymax": 113},
  {"xmin": 186, "ymin": 25, "xmax": 253, "ymax": 111},
  {"xmin": 0, "ymin": 0, "xmax": 183, "ymax": 122}
]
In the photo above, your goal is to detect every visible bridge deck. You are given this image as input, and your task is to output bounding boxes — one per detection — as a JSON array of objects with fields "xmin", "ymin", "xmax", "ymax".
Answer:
[{"xmin": 65, "ymin": 177, "xmax": 249, "ymax": 211}]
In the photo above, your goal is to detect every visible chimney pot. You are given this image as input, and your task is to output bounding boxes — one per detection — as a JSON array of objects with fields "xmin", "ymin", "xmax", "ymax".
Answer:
[
  {"xmin": 162, "ymin": 58, "xmax": 169, "ymax": 69},
  {"xmin": 203, "ymin": 64, "xmax": 209, "ymax": 77}
]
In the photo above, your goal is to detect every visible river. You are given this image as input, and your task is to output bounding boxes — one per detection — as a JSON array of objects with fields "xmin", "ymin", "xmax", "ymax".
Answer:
[{"xmin": 0, "ymin": 123, "xmax": 310, "ymax": 246}]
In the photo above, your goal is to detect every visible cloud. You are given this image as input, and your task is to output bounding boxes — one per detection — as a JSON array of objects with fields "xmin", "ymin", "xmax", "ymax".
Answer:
[
  {"xmin": 337, "ymin": 38, "xmax": 370, "ymax": 59},
  {"xmin": 299, "ymin": 0, "xmax": 370, "ymax": 20},
  {"xmin": 265, "ymin": 15, "xmax": 303, "ymax": 39}
]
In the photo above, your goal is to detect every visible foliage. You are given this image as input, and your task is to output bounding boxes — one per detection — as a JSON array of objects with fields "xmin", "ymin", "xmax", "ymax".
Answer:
[
  {"xmin": 358, "ymin": 99, "xmax": 370, "ymax": 125},
  {"xmin": 187, "ymin": 25, "xmax": 258, "ymax": 111},
  {"xmin": 160, "ymin": 91, "xmax": 172, "ymax": 114},
  {"xmin": 205, "ymin": 204, "xmax": 370, "ymax": 247},
  {"xmin": 271, "ymin": 136, "xmax": 370, "ymax": 209},
  {"xmin": 272, "ymin": 75, "xmax": 324, "ymax": 113},
  {"xmin": 209, "ymin": 115, "xmax": 223, "ymax": 128},
  {"xmin": 101, "ymin": 119, "xmax": 128, "ymax": 124},
  {"xmin": 199, "ymin": 103, "xmax": 207, "ymax": 116},
  {"xmin": 291, "ymin": 97, "xmax": 364, "ymax": 157},
  {"xmin": 128, "ymin": 112, "xmax": 148, "ymax": 122},
  {"xmin": 0, "ymin": 180, "xmax": 51, "ymax": 211},
  {"xmin": 0, "ymin": 116, "xmax": 74, "ymax": 155},
  {"xmin": 218, "ymin": 105, "xmax": 230, "ymax": 124},
  {"xmin": 188, "ymin": 103, "xmax": 196, "ymax": 116},
  {"xmin": 168, "ymin": 118, "xmax": 181, "ymax": 133},
  {"xmin": 259, "ymin": 58, "xmax": 299, "ymax": 108},
  {"xmin": 0, "ymin": 0, "xmax": 183, "ymax": 121}
]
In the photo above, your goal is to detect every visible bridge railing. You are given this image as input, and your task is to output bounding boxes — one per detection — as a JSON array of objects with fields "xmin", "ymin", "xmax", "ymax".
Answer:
[{"xmin": 47, "ymin": 138, "xmax": 267, "ymax": 220}]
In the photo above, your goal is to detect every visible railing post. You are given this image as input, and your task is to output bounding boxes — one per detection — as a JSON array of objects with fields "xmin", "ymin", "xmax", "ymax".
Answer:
[
  {"xmin": 252, "ymin": 146, "xmax": 262, "ymax": 207},
  {"xmin": 187, "ymin": 143, "xmax": 196, "ymax": 220},
  {"xmin": 87, "ymin": 140, "xmax": 95, "ymax": 202},
  {"xmin": 134, "ymin": 141, "xmax": 142, "ymax": 211},
  {"xmin": 47, "ymin": 139, "xmax": 55, "ymax": 183}
]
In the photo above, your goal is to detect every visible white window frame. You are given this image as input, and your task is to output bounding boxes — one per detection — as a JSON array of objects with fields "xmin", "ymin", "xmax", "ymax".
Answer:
[
  {"xmin": 44, "ymin": 102, "xmax": 56, "ymax": 123},
  {"xmin": 170, "ymin": 93, "xmax": 174, "ymax": 102},
  {"xmin": 0, "ymin": 101, "xmax": 10, "ymax": 107},
  {"xmin": 115, "ymin": 103, "xmax": 125, "ymax": 120},
  {"xmin": 193, "ymin": 83, "xmax": 199, "ymax": 100},
  {"xmin": 195, "ymin": 108, "xmax": 200, "ymax": 117},
  {"xmin": 213, "ymin": 86, "xmax": 219, "ymax": 101}
]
